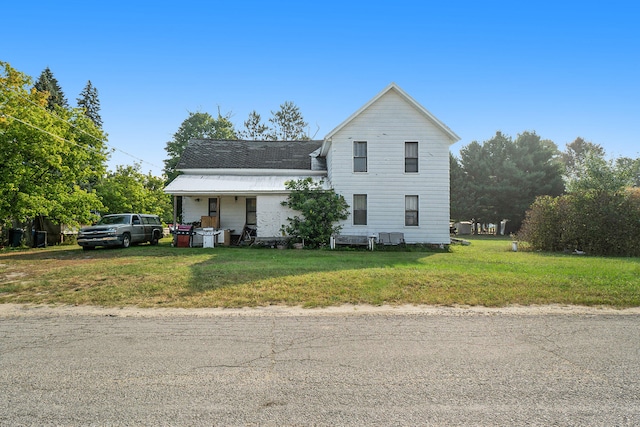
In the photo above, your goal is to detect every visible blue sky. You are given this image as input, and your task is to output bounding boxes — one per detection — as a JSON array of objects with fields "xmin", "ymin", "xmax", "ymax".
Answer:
[{"xmin": 5, "ymin": 1, "xmax": 639, "ymax": 176}]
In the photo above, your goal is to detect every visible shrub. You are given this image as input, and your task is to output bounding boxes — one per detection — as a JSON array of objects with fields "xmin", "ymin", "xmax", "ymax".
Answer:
[
  {"xmin": 280, "ymin": 178, "xmax": 350, "ymax": 248},
  {"xmin": 519, "ymin": 188, "xmax": 640, "ymax": 256}
]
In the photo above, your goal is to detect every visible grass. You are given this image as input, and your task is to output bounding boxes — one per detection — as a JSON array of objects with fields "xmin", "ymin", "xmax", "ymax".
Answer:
[{"xmin": 0, "ymin": 236, "xmax": 639, "ymax": 308}]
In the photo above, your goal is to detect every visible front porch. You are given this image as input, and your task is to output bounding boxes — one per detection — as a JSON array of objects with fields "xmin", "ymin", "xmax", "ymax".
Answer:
[
  {"xmin": 172, "ymin": 193, "xmax": 295, "ymax": 246},
  {"xmin": 164, "ymin": 174, "xmax": 328, "ymax": 246}
]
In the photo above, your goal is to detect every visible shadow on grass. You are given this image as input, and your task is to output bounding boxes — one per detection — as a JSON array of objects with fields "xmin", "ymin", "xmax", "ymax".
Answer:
[
  {"xmin": 0, "ymin": 240, "xmax": 198, "ymax": 262},
  {"xmin": 183, "ymin": 247, "xmax": 441, "ymax": 296},
  {"xmin": 0, "ymin": 240, "xmax": 443, "ymax": 298}
]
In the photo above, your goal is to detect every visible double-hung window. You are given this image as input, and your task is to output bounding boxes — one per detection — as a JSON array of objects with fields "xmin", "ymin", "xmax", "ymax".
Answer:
[
  {"xmin": 405, "ymin": 195, "xmax": 419, "ymax": 226},
  {"xmin": 353, "ymin": 141, "xmax": 367, "ymax": 172},
  {"xmin": 353, "ymin": 194, "xmax": 367, "ymax": 225},
  {"xmin": 405, "ymin": 142, "xmax": 418, "ymax": 173}
]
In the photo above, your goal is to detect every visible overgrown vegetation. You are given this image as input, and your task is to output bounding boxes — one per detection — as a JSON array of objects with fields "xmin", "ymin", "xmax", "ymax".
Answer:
[
  {"xmin": 519, "ymin": 146, "xmax": 640, "ymax": 257},
  {"xmin": 519, "ymin": 188, "xmax": 640, "ymax": 256}
]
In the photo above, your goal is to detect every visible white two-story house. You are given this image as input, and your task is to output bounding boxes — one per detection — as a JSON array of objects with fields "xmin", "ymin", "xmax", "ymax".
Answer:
[{"xmin": 164, "ymin": 83, "xmax": 460, "ymax": 245}]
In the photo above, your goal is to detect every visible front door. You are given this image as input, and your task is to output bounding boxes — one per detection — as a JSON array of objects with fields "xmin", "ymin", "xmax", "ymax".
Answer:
[
  {"xmin": 246, "ymin": 198, "xmax": 256, "ymax": 227},
  {"xmin": 206, "ymin": 197, "xmax": 220, "ymax": 228}
]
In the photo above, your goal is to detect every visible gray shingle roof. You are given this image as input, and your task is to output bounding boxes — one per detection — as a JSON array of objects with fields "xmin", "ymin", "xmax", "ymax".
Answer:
[{"xmin": 176, "ymin": 139, "xmax": 325, "ymax": 170}]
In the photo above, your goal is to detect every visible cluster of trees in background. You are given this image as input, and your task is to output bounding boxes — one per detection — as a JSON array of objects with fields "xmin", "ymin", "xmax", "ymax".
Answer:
[
  {"xmin": 451, "ymin": 131, "xmax": 564, "ymax": 232},
  {"xmin": 452, "ymin": 133, "xmax": 640, "ymax": 255}
]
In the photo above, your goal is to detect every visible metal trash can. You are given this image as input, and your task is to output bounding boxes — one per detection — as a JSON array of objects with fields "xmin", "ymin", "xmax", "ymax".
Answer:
[
  {"xmin": 175, "ymin": 225, "xmax": 194, "ymax": 247},
  {"xmin": 9, "ymin": 228, "xmax": 24, "ymax": 247}
]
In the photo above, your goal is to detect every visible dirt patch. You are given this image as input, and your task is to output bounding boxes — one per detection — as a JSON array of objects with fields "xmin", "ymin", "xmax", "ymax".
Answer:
[{"xmin": 1, "ymin": 303, "xmax": 638, "ymax": 318}]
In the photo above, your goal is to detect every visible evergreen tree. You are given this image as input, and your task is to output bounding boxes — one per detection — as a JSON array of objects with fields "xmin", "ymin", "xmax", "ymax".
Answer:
[
  {"xmin": 449, "ymin": 153, "xmax": 474, "ymax": 221},
  {"xmin": 239, "ymin": 110, "xmax": 269, "ymax": 140},
  {"xmin": 77, "ymin": 80, "xmax": 102, "ymax": 128},
  {"xmin": 268, "ymin": 101, "xmax": 308, "ymax": 140},
  {"xmin": 33, "ymin": 67, "xmax": 68, "ymax": 110},
  {"xmin": 456, "ymin": 131, "xmax": 564, "ymax": 231}
]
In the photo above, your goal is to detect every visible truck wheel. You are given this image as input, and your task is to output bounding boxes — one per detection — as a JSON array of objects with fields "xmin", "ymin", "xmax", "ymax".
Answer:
[
  {"xmin": 121, "ymin": 233, "xmax": 131, "ymax": 248},
  {"xmin": 150, "ymin": 233, "xmax": 159, "ymax": 245}
]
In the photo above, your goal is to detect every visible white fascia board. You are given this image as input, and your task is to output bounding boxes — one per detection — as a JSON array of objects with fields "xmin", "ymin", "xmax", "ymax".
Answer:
[{"xmin": 177, "ymin": 168, "xmax": 327, "ymax": 177}]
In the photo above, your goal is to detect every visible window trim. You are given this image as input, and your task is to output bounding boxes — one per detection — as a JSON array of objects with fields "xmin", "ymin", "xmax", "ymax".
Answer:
[
  {"xmin": 208, "ymin": 197, "xmax": 219, "ymax": 217},
  {"xmin": 353, "ymin": 194, "xmax": 367, "ymax": 226},
  {"xmin": 405, "ymin": 195, "xmax": 419, "ymax": 227},
  {"xmin": 246, "ymin": 197, "xmax": 257, "ymax": 226},
  {"xmin": 405, "ymin": 141, "xmax": 418, "ymax": 173},
  {"xmin": 353, "ymin": 141, "xmax": 367, "ymax": 173}
]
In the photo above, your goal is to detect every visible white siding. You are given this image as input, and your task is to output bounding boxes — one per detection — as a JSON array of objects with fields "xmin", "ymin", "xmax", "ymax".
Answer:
[
  {"xmin": 256, "ymin": 195, "xmax": 297, "ymax": 238},
  {"xmin": 329, "ymin": 89, "xmax": 451, "ymax": 244},
  {"xmin": 219, "ymin": 196, "xmax": 247, "ymax": 232},
  {"xmin": 181, "ymin": 196, "xmax": 206, "ymax": 224}
]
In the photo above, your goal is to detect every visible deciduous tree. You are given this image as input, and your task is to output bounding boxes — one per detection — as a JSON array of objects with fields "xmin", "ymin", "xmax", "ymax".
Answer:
[
  {"xmin": 564, "ymin": 151, "xmax": 635, "ymax": 194},
  {"xmin": 280, "ymin": 178, "xmax": 349, "ymax": 248},
  {"xmin": 163, "ymin": 111, "xmax": 236, "ymax": 183},
  {"xmin": 95, "ymin": 164, "xmax": 172, "ymax": 222},
  {"xmin": 0, "ymin": 62, "xmax": 108, "ymax": 228},
  {"xmin": 561, "ymin": 137, "xmax": 606, "ymax": 184}
]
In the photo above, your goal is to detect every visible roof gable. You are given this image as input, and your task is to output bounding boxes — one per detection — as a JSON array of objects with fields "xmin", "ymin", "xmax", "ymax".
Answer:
[
  {"xmin": 323, "ymin": 82, "xmax": 460, "ymax": 144},
  {"xmin": 177, "ymin": 139, "xmax": 324, "ymax": 170}
]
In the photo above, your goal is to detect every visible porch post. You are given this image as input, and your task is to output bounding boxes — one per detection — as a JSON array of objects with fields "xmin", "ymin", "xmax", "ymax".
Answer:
[{"xmin": 172, "ymin": 195, "xmax": 178, "ymax": 246}]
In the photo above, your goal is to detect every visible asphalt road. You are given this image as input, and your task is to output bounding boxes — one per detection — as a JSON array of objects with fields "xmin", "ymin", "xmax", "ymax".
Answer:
[{"xmin": 1, "ymin": 306, "xmax": 639, "ymax": 426}]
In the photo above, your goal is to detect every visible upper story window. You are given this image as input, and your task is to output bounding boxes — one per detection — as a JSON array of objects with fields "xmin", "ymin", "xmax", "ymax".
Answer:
[
  {"xmin": 405, "ymin": 195, "xmax": 419, "ymax": 226},
  {"xmin": 405, "ymin": 142, "xmax": 418, "ymax": 173},
  {"xmin": 353, "ymin": 141, "xmax": 367, "ymax": 172},
  {"xmin": 353, "ymin": 194, "xmax": 367, "ymax": 225}
]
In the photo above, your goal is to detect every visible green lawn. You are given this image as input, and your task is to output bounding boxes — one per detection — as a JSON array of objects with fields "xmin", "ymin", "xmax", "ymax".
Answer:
[{"xmin": 1, "ymin": 236, "xmax": 639, "ymax": 308}]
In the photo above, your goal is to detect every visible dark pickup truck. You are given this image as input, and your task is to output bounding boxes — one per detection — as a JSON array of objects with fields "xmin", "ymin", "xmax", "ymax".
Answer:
[{"xmin": 77, "ymin": 213, "xmax": 164, "ymax": 250}]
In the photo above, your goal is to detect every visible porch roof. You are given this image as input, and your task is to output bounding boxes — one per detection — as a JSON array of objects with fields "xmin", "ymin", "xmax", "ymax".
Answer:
[{"xmin": 164, "ymin": 174, "xmax": 329, "ymax": 195}]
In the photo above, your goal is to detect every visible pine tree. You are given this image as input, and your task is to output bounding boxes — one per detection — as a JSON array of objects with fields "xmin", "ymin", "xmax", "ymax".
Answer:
[
  {"xmin": 268, "ymin": 101, "xmax": 309, "ymax": 140},
  {"xmin": 34, "ymin": 67, "xmax": 68, "ymax": 110},
  {"xmin": 77, "ymin": 80, "xmax": 103, "ymax": 128},
  {"xmin": 240, "ymin": 110, "xmax": 269, "ymax": 140}
]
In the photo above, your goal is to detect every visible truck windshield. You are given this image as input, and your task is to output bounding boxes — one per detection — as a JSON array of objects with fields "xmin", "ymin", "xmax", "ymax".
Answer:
[{"xmin": 97, "ymin": 215, "xmax": 130, "ymax": 225}]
